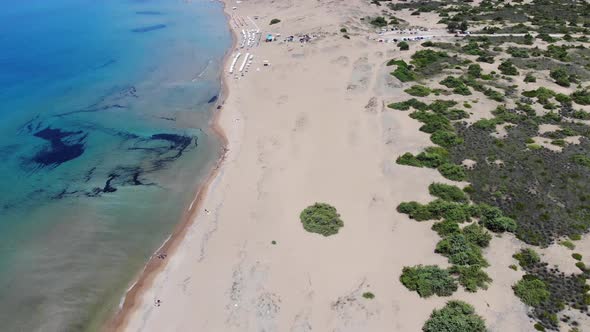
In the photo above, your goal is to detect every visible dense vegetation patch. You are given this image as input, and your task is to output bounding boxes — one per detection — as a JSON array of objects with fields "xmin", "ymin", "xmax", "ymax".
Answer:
[
  {"xmin": 383, "ymin": 3, "xmax": 590, "ymax": 329},
  {"xmin": 429, "ymin": 183, "xmax": 468, "ymax": 203},
  {"xmin": 300, "ymin": 203, "xmax": 343, "ymax": 236},
  {"xmin": 397, "ymin": 195, "xmax": 495, "ymax": 293},
  {"xmin": 423, "ymin": 301, "xmax": 486, "ymax": 332},
  {"xmin": 511, "ymin": 248, "xmax": 589, "ymax": 330},
  {"xmin": 513, "ymin": 276, "xmax": 551, "ymax": 307},
  {"xmin": 400, "ymin": 265, "xmax": 458, "ymax": 298},
  {"xmin": 388, "ymin": 60, "xmax": 417, "ymax": 82},
  {"xmin": 404, "ymin": 85, "xmax": 431, "ymax": 97}
]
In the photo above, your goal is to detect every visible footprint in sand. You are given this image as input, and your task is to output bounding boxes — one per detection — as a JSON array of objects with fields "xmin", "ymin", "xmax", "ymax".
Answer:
[
  {"xmin": 330, "ymin": 279, "xmax": 380, "ymax": 331},
  {"xmin": 347, "ymin": 56, "xmax": 373, "ymax": 91},
  {"xmin": 364, "ymin": 97, "xmax": 378, "ymax": 113},
  {"xmin": 331, "ymin": 55, "xmax": 350, "ymax": 67},
  {"xmin": 293, "ymin": 113, "xmax": 309, "ymax": 132},
  {"xmin": 277, "ymin": 95, "xmax": 289, "ymax": 105}
]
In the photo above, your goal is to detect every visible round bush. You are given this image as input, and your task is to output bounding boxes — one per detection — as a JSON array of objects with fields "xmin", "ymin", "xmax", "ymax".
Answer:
[
  {"xmin": 300, "ymin": 203, "xmax": 343, "ymax": 236},
  {"xmin": 513, "ymin": 276, "xmax": 549, "ymax": 307},
  {"xmin": 423, "ymin": 300, "xmax": 486, "ymax": 332}
]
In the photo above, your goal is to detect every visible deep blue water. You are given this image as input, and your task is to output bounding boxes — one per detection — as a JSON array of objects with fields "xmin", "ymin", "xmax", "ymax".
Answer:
[{"xmin": 0, "ymin": 0, "xmax": 230, "ymax": 330}]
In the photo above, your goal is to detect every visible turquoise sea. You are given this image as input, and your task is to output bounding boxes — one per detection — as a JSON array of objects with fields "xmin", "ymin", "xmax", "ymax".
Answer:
[{"xmin": 0, "ymin": 0, "xmax": 230, "ymax": 330}]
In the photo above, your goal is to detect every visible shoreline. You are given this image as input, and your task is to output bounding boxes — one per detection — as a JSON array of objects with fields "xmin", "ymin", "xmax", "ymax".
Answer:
[
  {"xmin": 105, "ymin": 0, "xmax": 552, "ymax": 330},
  {"xmin": 104, "ymin": 0, "xmax": 236, "ymax": 330}
]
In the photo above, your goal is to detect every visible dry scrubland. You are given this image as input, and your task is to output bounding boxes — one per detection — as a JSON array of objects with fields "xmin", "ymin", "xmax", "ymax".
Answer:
[{"xmin": 115, "ymin": 0, "xmax": 590, "ymax": 331}]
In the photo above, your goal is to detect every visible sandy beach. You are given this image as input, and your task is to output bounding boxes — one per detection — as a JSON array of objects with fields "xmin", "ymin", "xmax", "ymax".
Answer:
[{"xmin": 108, "ymin": 0, "xmax": 547, "ymax": 330}]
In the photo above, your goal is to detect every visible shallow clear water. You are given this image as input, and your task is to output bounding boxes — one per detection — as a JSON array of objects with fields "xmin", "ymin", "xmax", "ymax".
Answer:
[{"xmin": 0, "ymin": 0, "xmax": 230, "ymax": 330}]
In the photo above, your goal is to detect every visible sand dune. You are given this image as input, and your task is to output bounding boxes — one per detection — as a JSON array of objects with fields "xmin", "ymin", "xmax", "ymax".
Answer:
[{"xmin": 115, "ymin": 0, "xmax": 534, "ymax": 331}]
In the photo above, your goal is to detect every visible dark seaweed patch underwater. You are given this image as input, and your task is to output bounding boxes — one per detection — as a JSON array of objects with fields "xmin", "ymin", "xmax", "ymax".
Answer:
[
  {"xmin": 132, "ymin": 24, "xmax": 167, "ymax": 33},
  {"xmin": 0, "ymin": 0, "xmax": 231, "ymax": 329},
  {"xmin": 32, "ymin": 127, "xmax": 87, "ymax": 167}
]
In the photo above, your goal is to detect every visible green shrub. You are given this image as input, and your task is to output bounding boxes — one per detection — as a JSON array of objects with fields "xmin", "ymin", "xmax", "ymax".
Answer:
[
  {"xmin": 396, "ymin": 153, "xmax": 422, "ymax": 167},
  {"xmin": 507, "ymin": 47, "xmax": 529, "ymax": 58},
  {"xmin": 571, "ymin": 110, "xmax": 590, "ymax": 119},
  {"xmin": 463, "ymin": 224, "xmax": 492, "ymax": 248},
  {"xmin": 534, "ymin": 323, "xmax": 546, "ymax": 331},
  {"xmin": 473, "ymin": 118, "xmax": 500, "ymax": 130},
  {"xmin": 537, "ymin": 33, "xmax": 556, "ymax": 43},
  {"xmin": 423, "ymin": 301, "xmax": 486, "ymax": 332},
  {"xmin": 571, "ymin": 154, "xmax": 590, "ymax": 167},
  {"xmin": 513, "ymin": 277, "xmax": 550, "ymax": 306},
  {"xmin": 551, "ymin": 139, "xmax": 566, "ymax": 147},
  {"xmin": 438, "ymin": 163, "xmax": 467, "ymax": 181},
  {"xmin": 575, "ymin": 261, "xmax": 586, "ymax": 271},
  {"xmin": 398, "ymin": 41, "xmax": 410, "ymax": 51},
  {"xmin": 400, "ymin": 265, "xmax": 458, "ymax": 297},
  {"xmin": 440, "ymin": 76, "xmax": 463, "ymax": 88},
  {"xmin": 404, "ymin": 85, "xmax": 431, "ymax": 97},
  {"xmin": 524, "ymin": 73, "xmax": 537, "ymax": 83},
  {"xmin": 479, "ymin": 205, "xmax": 517, "ymax": 232},
  {"xmin": 411, "ymin": 111, "xmax": 453, "ymax": 133},
  {"xmin": 370, "ymin": 16, "xmax": 388, "ymax": 27},
  {"xmin": 477, "ymin": 55, "xmax": 495, "ymax": 63},
  {"xmin": 467, "ymin": 64, "xmax": 482, "ymax": 78},
  {"xmin": 549, "ymin": 68, "xmax": 571, "ymax": 87},
  {"xmin": 555, "ymin": 93, "xmax": 572, "ymax": 106},
  {"xmin": 362, "ymin": 292, "xmax": 375, "ymax": 299},
  {"xmin": 269, "ymin": 18, "xmax": 281, "ymax": 25},
  {"xmin": 431, "ymin": 130, "xmax": 464, "ymax": 148},
  {"xmin": 486, "ymin": 215, "xmax": 517, "ymax": 232},
  {"xmin": 523, "ymin": 87, "xmax": 556, "ymax": 105},
  {"xmin": 450, "ymin": 265, "xmax": 492, "ymax": 292},
  {"xmin": 386, "ymin": 58, "xmax": 400, "ymax": 66},
  {"xmin": 429, "ymin": 183, "xmax": 468, "ymax": 203},
  {"xmin": 436, "ymin": 234, "xmax": 488, "ymax": 266},
  {"xmin": 417, "ymin": 146, "xmax": 450, "ymax": 168},
  {"xmin": 388, "ymin": 98, "xmax": 428, "ymax": 111},
  {"xmin": 397, "ymin": 201, "xmax": 421, "ymax": 214},
  {"xmin": 411, "ymin": 49, "xmax": 448, "ymax": 69},
  {"xmin": 453, "ymin": 84, "xmax": 472, "ymax": 96},
  {"xmin": 398, "ymin": 199, "xmax": 475, "ymax": 223},
  {"xmin": 498, "ymin": 61, "xmax": 519, "ymax": 76},
  {"xmin": 340, "ymin": 28, "xmax": 347, "ymax": 33},
  {"xmin": 391, "ymin": 61, "xmax": 417, "ymax": 82},
  {"xmin": 572, "ymin": 253, "xmax": 582, "ymax": 261},
  {"xmin": 300, "ymin": 203, "xmax": 343, "ymax": 236},
  {"xmin": 572, "ymin": 89, "xmax": 590, "ymax": 105},
  {"xmin": 432, "ymin": 220, "xmax": 461, "ymax": 237},
  {"xmin": 545, "ymin": 45, "xmax": 570, "ymax": 61},
  {"xmin": 484, "ymin": 88, "xmax": 504, "ymax": 101},
  {"xmin": 439, "ymin": 76, "xmax": 472, "ymax": 96},
  {"xmin": 509, "ymin": 264, "xmax": 518, "ymax": 271},
  {"xmin": 397, "ymin": 201, "xmax": 441, "ymax": 221},
  {"xmin": 560, "ymin": 240, "xmax": 575, "ymax": 250},
  {"xmin": 429, "ymin": 100, "xmax": 459, "ymax": 114},
  {"xmin": 441, "ymin": 204, "xmax": 472, "ymax": 223},
  {"xmin": 513, "ymin": 248, "xmax": 540, "ymax": 268}
]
